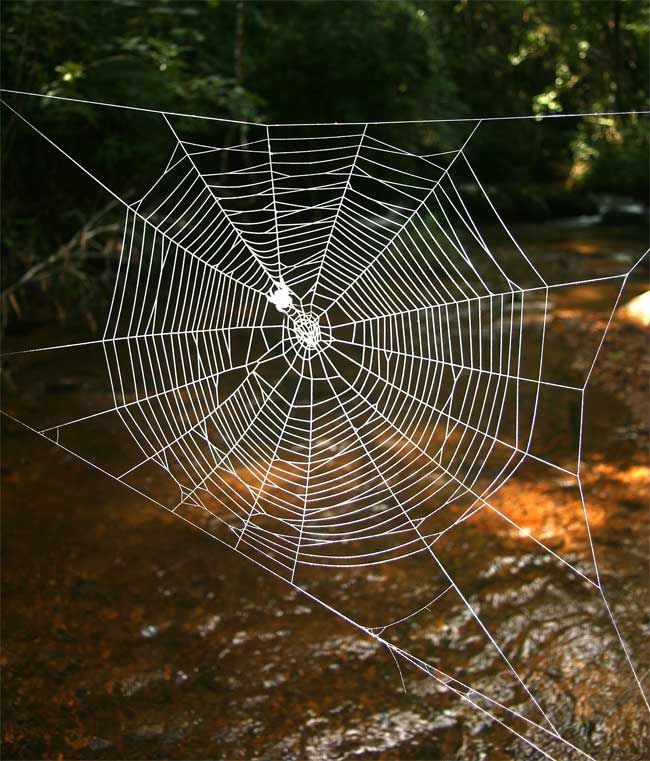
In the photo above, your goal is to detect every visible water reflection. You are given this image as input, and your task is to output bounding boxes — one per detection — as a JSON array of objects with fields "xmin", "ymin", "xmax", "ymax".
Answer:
[{"xmin": 2, "ymin": 224, "xmax": 649, "ymax": 759}]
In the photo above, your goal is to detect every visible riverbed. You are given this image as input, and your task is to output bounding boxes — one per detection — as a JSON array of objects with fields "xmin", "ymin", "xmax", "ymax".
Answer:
[{"xmin": 2, "ymin": 221, "xmax": 648, "ymax": 760}]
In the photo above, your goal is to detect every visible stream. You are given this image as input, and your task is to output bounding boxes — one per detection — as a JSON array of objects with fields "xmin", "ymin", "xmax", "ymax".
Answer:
[{"xmin": 2, "ymin": 220, "xmax": 649, "ymax": 760}]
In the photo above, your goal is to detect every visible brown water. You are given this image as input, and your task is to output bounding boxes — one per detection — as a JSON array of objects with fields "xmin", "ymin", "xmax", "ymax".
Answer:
[{"xmin": 2, "ymin": 223, "xmax": 649, "ymax": 760}]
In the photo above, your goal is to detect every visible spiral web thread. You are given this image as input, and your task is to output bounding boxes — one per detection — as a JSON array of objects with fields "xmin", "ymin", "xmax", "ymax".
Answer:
[{"xmin": 2, "ymin": 91, "xmax": 649, "ymax": 759}]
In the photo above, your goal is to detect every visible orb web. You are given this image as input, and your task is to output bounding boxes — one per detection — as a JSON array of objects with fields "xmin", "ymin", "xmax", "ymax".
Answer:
[{"xmin": 2, "ymin": 91, "xmax": 649, "ymax": 760}]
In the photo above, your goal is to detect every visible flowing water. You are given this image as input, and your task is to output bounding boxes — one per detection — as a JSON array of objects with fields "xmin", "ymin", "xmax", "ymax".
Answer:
[{"xmin": 2, "ymin": 222, "xmax": 649, "ymax": 760}]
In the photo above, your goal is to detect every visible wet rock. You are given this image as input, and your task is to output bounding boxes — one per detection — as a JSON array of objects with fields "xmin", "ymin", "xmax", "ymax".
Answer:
[
  {"xmin": 617, "ymin": 290, "xmax": 650, "ymax": 329},
  {"xmin": 86, "ymin": 736, "xmax": 112, "ymax": 751},
  {"xmin": 196, "ymin": 613, "xmax": 221, "ymax": 637},
  {"xmin": 132, "ymin": 722, "xmax": 165, "ymax": 741}
]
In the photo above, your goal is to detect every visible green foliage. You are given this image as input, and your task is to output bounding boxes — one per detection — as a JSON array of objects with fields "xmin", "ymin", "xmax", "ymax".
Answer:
[
  {"xmin": 429, "ymin": 0, "xmax": 648, "ymax": 187},
  {"xmin": 244, "ymin": 1, "xmax": 458, "ymax": 124},
  {"xmin": 2, "ymin": 0, "xmax": 647, "ymax": 190},
  {"xmin": 1, "ymin": 0, "xmax": 648, "ymax": 323},
  {"xmin": 573, "ymin": 115, "xmax": 650, "ymax": 197}
]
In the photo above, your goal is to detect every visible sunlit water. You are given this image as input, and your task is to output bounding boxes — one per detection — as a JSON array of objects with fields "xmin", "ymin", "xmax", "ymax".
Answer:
[{"xmin": 2, "ymin": 222, "xmax": 648, "ymax": 759}]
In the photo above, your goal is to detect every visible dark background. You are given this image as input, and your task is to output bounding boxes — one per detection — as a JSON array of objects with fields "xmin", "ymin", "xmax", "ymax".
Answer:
[{"xmin": 1, "ymin": 0, "xmax": 648, "ymax": 327}]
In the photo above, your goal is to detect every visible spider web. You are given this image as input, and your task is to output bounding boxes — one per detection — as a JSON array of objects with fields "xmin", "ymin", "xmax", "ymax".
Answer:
[{"xmin": 2, "ymin": 91, "xmax": 649, "ymax": 759}]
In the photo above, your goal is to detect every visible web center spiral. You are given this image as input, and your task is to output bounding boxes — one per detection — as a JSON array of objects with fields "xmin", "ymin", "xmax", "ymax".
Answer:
[{"xmin": 291, "ymin": 311, "xmax": 321, "ymax": 348}]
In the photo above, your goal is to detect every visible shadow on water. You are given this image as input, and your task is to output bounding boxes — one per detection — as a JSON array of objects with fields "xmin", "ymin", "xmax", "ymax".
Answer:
[{"xmin": 2, "ymin": 222, "xmax": 649, "ymax": 759}]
